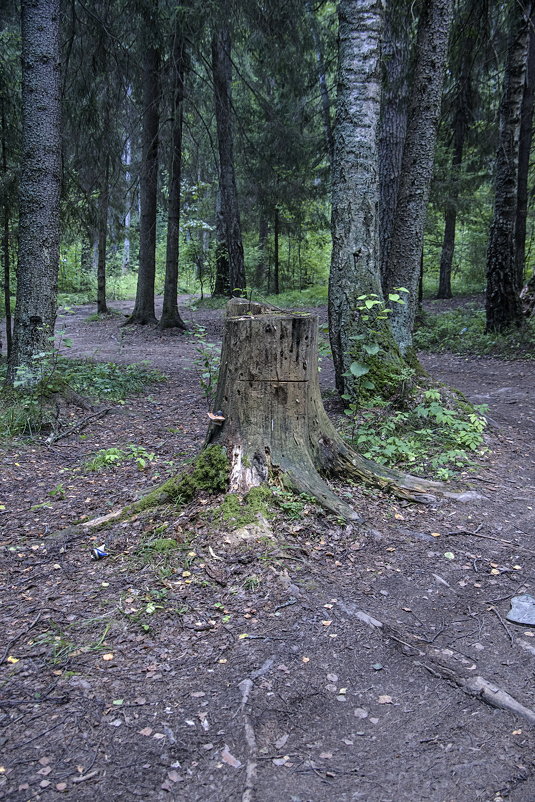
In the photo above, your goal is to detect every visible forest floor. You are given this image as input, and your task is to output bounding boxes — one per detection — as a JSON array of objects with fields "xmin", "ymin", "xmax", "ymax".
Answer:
[{"xmin": 1, "ymin": 296, "xmax": 535, "ymax": 802}]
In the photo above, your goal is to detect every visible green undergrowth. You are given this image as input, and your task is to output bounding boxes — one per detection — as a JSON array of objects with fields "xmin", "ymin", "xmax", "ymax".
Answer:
[
  {"xmin": 345, "ymin": 388, "xmax": 489, "ymax": 480},
  {"xmin": 0, "ymin": 358, "xmax": 165, "ymax": 439},
  {"xmin": 84, "ymin": 445, "xmax": 156, "ymax": 472},
  {"xmin": 415, "ymin": 306, "xmax": 535, "ymax": 359}
]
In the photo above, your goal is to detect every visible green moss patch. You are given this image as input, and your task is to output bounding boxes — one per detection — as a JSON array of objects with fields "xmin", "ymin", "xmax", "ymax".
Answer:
[{"xmin": 124, "ymin": 445, "xmax": 229, "ymax": 516}]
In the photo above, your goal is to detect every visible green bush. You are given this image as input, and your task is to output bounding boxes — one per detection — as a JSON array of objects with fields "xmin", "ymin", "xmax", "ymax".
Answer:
[{"xmin": 346, "ymin": 388, "xmax": 488, "ymax": 479}]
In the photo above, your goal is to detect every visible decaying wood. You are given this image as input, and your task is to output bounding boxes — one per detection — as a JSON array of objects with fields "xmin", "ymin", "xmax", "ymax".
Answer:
[
  {"xmin": 348, "ymin": 604, "xmax": 535, "ymax": 725},
  {"xmin": 206, "ymin": 299, "xmax": 445, "ymax": 521}
]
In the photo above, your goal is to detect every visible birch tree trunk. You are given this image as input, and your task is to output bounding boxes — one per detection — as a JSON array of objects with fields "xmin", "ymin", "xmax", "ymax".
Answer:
[
  {"xmin": 486, "ymin": 1, "xmax": 532, "ymax": 333},
  {"xmin": 384, "ymin": 0, "xmax": 453, "ymax": 354},
  {"xmin": 211, "ymin": 26, "xmax": 246, "ymax": 297},
  {"xmin": 328, "ymin": 0, "xmax": 390, "ymax": 395},
  {"xmin": 8, "ymin": 0, "xmax": 61, "ymax": 384}
]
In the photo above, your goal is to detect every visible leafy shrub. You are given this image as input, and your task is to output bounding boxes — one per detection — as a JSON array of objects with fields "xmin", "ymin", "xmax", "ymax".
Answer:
[{"xmin": 345, "ymin": 388, "xmax": 488, "ymax": 479}]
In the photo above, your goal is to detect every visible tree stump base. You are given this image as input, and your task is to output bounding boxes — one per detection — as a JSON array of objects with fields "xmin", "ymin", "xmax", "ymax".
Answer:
[{"xmin": 206, "ymin": 300, "xmax": 443, "ymax": 522}]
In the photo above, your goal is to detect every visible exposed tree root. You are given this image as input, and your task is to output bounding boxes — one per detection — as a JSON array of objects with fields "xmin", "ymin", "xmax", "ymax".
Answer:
[{"xmin": 345, "ymin": 604, "xmax": 535, "ymax": 725}]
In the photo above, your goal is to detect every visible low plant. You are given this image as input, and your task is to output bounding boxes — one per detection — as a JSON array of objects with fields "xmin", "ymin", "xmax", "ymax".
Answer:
[
  {"xmin": 0, "ymin": 355, "xmax": 164, "ymax": 439},
  {"xmin": 85, "ymin": 444, "xmax": 156, "ymax": 472},
  {"xmin": 190, "ymin": 325, "xmax": 220, "ymax": 404},
  {"xmin": 345, "ymin": 388, "xmax": 488, "ymax": 478}
]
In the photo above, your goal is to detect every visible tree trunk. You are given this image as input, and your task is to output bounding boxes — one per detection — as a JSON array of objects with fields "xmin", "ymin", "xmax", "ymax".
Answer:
[
  {"xmin": 273, "ymin": 206, "xmax": 280, "ymax": 295},
  {"xmin": 255, "ymin": 213, "xmax": 269, "ymax": 290},
  {"xmin": 514, "ymin": 17, "xmax": 535, "ymax": 292},
  {"xmin": 211, "ymin": 26, "xmax": 246, "ymax": 297},
  {"xmin": 8, "ymin": 0, "xmax": 61, "ymax": 385},
  {"xmin": 329, "ymin": 0, "xmax": 400, "ymax": 396},
  {"xmin": 127, "ymin": 39, "xmax": 160, "ymax": 325},
  {"xmin": 437, "ymin": 54, "xmax": 471, "ymax": 300},
  {"xmin": 379, "ymin": 0, "xmax": 411, "ymax": 287},
  {"xmin": 486, "ymin": 1, "xmax": 532, "ymax": 333},
  {"xmin": 384, "ymin": 0, "xmax": 453, "ymax": 354},
  {"xmin": 122, "ymin": 136, "xmax": 132, "ymax": 274},
  {"xmin": 213, "ymin": 189, "xmax": 229, "ymax": 296},
  {"xmin": 1, "ymin": 97, "xmax": 12, "ymax": 362},
  {"xmin": 206, "ymin": 299, "xmax": 443, "ymax": 522},
  {"xmin": 307, "ymin": 0, "xmax": 334, "ymax": 163},
  {"xmin": 97, "ymin": 153, "xmax": 109, "ymax": 315},
  {"xmin": 160, "ymin": 24, "xmax": 187, "ymax": 331}
]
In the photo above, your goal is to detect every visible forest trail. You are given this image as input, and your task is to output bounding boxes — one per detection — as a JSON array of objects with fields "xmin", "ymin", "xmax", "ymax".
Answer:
[{"xmin": 1, "ymin": 300, "xmax": 535, "ymax": 802}]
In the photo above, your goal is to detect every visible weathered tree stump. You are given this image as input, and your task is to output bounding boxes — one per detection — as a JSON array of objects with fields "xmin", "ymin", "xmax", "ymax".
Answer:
[{"xmin": 206, "ymin": 299, "xmax": 443, "ymax": 521}]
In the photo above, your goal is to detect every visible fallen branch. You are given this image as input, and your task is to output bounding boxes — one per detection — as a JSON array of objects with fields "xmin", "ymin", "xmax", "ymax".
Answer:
[
  {"xmin": 447, "ymin": 529, "xmax": 535, "ymax": 556},
  {"xmin": 46, "ymin": 407, "xmax": 112, "ymax": 444},
  {"xmin": 342, "ymin": 603, "xmax": 535, "ymax": 725}
]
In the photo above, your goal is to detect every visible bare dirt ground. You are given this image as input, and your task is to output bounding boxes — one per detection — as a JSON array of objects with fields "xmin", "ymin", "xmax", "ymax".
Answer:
[{"xmin": 1, "ymin": 297, "xmax": 535, "ymax": 802}]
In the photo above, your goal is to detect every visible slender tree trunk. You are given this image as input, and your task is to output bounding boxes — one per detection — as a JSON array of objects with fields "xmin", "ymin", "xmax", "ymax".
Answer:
[
  {"xmin": 329, "ymin": 0, "xmax": 391, "ymax": 395},
  {"xmin": 273, "ymin": 206, "xmax": 280, "ymax": 295},
  {"xmin": 379, "ymin": 0, "xmax": 411, "ymax": 287},
  {"xmin": 122, "ymin": 136, "xmax": 132, "ymax": 274},
  {"xmin": 211, "ymin": 26, "xmax": 245, "ymax": 297},
  {"xmin": 486, "ymin": 1, "xmax": 532, "ymax": 333},
  {"xmin": 213, "ymin": 189, "xmax": 229, "ymax": 296},
  {"xmin": 160, "ymin": 24, "xmax": 187, "ymax": 330},
  {"xmin": 437, "ymin": 54, "xmax": 472, "ymax": 299},
  {"xmin": 384, "ymin": 0, "xmax": 454, "ymax": 355},
  {"xmin": 8, "ymin": 0, "xmax": 61, "ymax": 385},
  {"xmin": 97, "ymin": 153, "xmax": 109, "ymax": 315},
  {"xmin": 515, "ymin": 18, "xmax": 535, "ymax": 292},
  {"xmin": 307, "ymin": 0, "xmax": 334, "ymax": 163},
  {"xmin": 255, "ymin": 214, "xmax": 268, "ymax": 290},
  {"xmin": 128, "ymin": 40, "xmax": 160, "ymax": 325},
  {"xmin": 1, "ymin": 97, "xmax": 12, "ymax": 362}
]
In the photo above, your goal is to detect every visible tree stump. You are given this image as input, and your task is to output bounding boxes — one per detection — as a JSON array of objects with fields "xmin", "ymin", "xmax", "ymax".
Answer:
[{"xmin": 206, "ymin": 299, "xmax": 443, "ymax": 521}]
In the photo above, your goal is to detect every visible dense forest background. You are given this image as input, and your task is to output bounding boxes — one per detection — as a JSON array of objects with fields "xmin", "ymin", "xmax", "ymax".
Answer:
[{"xmin": 1, "ymin": 0, "xmax": 534, "ymax": 383}]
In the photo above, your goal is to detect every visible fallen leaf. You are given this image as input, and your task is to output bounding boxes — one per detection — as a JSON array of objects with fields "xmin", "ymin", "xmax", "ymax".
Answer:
[
  {"xmin": 238, "ymin": 633, "xmax": 249, "ymax": 639},
  {"xmin": 102, "ymin": 653, "xmax": 114, "ymax": 661},
  {"xmin": 443, "ymin": 552, "xmax": 455, "ymax": 560},
  {"xmin": 139, "ymin": 727, "xmax": 153, "ymax": 736},
  {"xmin": 394, "ymin": 513, "xmax": 404, "ymax": 520},
  {"xmin": 221, "ymin": 747, "xmax": 242, "ymax": 768},
  {"xmin": 322, "ymin": 620, "xmax": 332, "ymax": 627},
  {"xmin": 6, "ymin": 656, "xmax": 19, "ymax": 664}
]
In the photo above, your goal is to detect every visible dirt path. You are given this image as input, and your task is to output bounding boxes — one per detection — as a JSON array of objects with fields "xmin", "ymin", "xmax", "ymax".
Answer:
[{"xmin": 1, "ymin": 300, "xmax": 535, "ymax": 802}]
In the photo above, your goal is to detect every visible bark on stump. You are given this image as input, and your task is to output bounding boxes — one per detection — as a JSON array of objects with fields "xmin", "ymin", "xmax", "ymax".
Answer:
[{"xmin": 206, "ymin": 300, "xmax": 443, "ymax": 522}]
